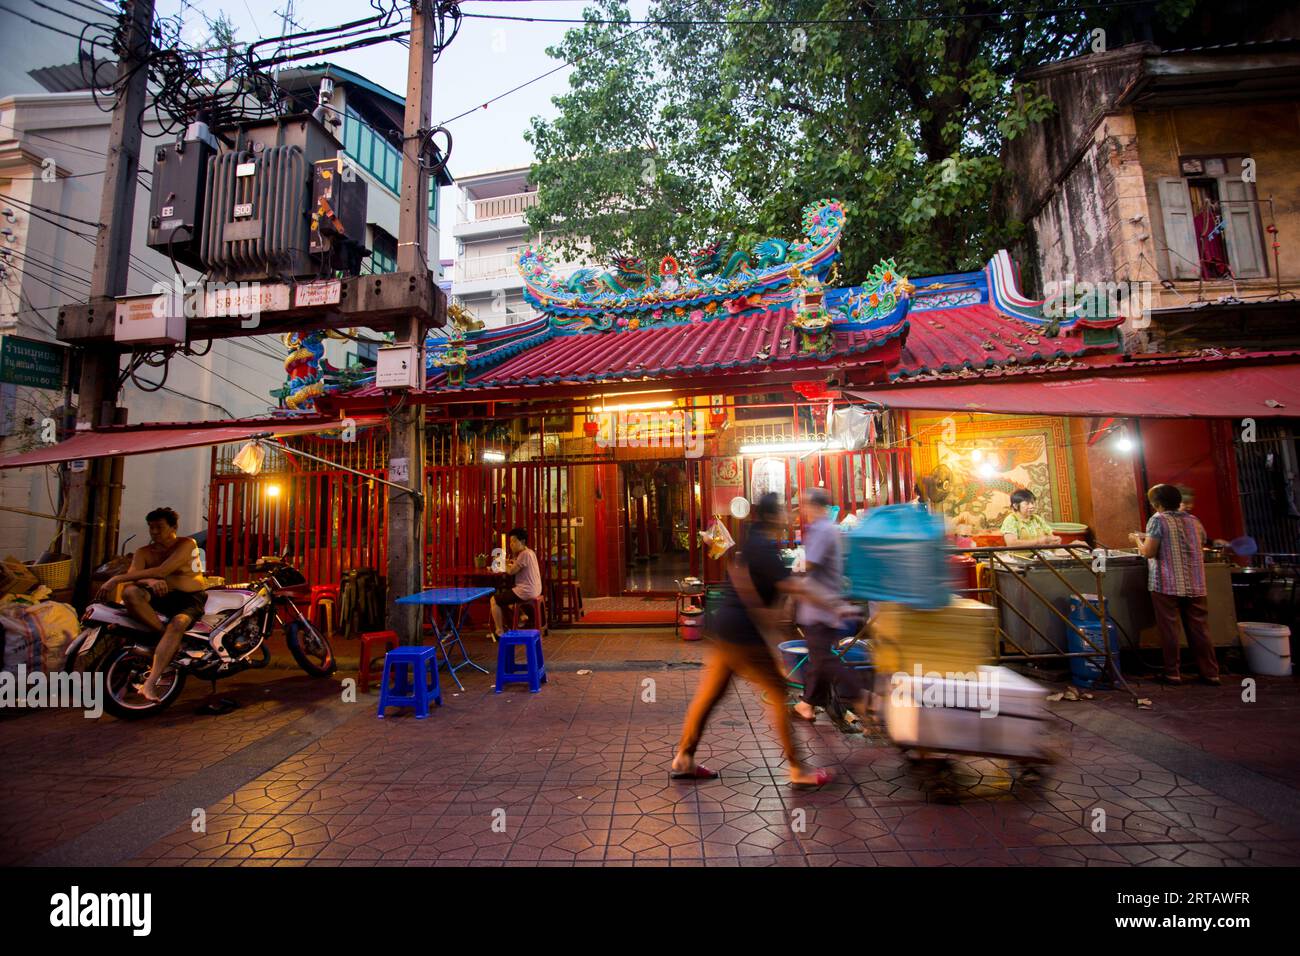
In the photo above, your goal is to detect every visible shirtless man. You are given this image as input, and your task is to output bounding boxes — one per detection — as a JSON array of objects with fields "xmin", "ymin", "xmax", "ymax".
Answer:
[{"xmin": 97, "ymin": 507, "xmax": 207, "ymax": 701}]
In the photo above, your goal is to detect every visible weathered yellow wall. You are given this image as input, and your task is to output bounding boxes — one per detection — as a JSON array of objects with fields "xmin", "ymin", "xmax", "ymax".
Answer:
[{"xmin": 1136, "ymin": 102, "xmax": 1300, "ymax": 297}]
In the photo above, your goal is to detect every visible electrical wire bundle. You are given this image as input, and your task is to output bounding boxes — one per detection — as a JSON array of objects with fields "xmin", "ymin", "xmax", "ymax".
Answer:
[
  {"xmin": 80, "ymin": 6, "xmax": 282, "ymax": 135},
  {"xmin": 74, "ymin": 1, "xmax": 463, "ymax": 138}
]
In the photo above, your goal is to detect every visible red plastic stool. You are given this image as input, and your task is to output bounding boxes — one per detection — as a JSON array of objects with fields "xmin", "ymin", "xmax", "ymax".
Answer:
[
  {"xmin": 550, "ymin": 580, "xmax": 584, "ymax": 622},
  {"xmin": 309, "ymin": 584, "xmax": 340, "ymax": 637},
  {"xmin": 511, "ymin": 596, "xmax": 548, "ymax": 637},
  {"xmin": 358, "ymin": 630, "xmax": 400, "ymax": 694}
]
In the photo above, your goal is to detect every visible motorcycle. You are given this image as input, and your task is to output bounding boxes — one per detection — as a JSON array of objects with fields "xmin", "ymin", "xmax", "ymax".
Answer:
[{"xmin": 63, "ymin": 555, "xmax": 336, "ymax": 719}]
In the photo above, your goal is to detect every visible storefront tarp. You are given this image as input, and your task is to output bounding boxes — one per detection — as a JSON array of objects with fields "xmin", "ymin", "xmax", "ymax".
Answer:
[
  {"xmin": 0, "ymin": 416, "xmax": 381, "ymax": 469},
  {"xmin": 848, "ymin": 359, "xmax": 1300, "ymax": 418}
]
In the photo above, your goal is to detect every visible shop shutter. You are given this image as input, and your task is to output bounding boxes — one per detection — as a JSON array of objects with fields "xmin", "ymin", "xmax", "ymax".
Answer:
[
  {"xmin": 1157, "ymin": 178, "xmax": 1199, "ymax": 279},
  {"xmin": 1219, "ymin": 177, "xmax": 1267, "ymax": 278}
]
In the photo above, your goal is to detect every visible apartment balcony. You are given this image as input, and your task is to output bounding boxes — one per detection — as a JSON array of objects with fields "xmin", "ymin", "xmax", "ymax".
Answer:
[
  {"xmin": 451, "ymin": 250, "xmax": 587, "ymax": 297},
  {"xmin": 453, "ymin": 191, "xmax": 539, "ymax": 241},
  {"xmin": 454, "ymin": 251, "xmax": 523, "ymax": 283},
  {"xmin": 470, "ymin": 307, "xmax": 543, "ymax": 329}
]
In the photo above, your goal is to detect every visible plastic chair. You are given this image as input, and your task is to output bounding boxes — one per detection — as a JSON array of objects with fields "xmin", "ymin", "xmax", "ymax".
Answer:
[
  {"xmin": 511, "ymin": 595, "xmax": 548, "ymax": 636},
  {"xmin": 495, "ymin": 629, "xmax": 546, "ymax": 693},
  {"xmin": 377, "ymin": 645, "xmax": 442, "ymax": 718},
  {"xmin": 358, "ymin": 630, "xmax": 399, "ymax": 694}
]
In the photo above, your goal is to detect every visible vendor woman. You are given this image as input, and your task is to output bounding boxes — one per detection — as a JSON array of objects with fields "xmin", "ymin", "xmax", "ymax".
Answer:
[{"xmin": 1000, "ymin": 489, "xmax": 1062, "ymax": 547}]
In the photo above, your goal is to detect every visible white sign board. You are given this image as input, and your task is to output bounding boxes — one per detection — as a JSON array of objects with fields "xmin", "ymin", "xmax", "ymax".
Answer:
[
  {"xmin": 204, "ymin": 283, "xmax": 291, "ymax": 318},
  {"xmin": 294, "ymin": 279, "xmax": 342, "ymax": 307},
  {"xmin": 388, "ymin": 458, "xmax": 409, "ymax": 483}
]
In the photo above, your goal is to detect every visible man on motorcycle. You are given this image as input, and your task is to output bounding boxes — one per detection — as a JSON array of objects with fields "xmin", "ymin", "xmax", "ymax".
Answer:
[{"xmin": 97, "ymin": 507, "xmax": 207, "ymax": 701}]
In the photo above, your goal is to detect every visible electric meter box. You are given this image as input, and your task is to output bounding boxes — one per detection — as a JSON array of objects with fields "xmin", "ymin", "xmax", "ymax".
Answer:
[
  {"xmin": 115, "ymin": 293, "xmax": 186, "ymax": 346},
  {"xmin": 147, "ymin": 124, "xmax": 217, "ymax": 271},
  {"xmin": 375, "ymin": 345, "xmax": 423, "ymax": 390},
  {"xmin": 309, "ymin": 157, "xmax": 368, "ymax": 274}
]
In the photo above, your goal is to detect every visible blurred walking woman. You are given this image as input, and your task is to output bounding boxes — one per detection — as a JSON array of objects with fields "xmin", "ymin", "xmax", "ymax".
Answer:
[{"xmin": 671, "ymin": 493, "xmax": 840, "ymax": 788}]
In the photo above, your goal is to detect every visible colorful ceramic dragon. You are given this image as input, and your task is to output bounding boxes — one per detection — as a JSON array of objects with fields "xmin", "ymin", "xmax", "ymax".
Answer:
[
  {"xmin": 516, "ymin": 198, "xmax": 846, "ymax": 331},
  {"xmin": 276, "ymin": 329, "xmax": 367, "ymax": 411}
]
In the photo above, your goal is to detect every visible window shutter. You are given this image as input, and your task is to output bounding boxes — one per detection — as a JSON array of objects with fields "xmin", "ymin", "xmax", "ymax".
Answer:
[
  {"xmin": 1219, "ymin": 178, "xmax": 1266, "ymax": 278},
  {"xmin": 1157, "ymin": 178, "xmax": 1199, "ymax": 279}
]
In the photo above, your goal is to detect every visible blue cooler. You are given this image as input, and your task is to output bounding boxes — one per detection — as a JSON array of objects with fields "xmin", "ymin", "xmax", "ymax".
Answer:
[
  {"xmin": 845, "ymin": 505, "xmax": 949, "ymax": 609},
  {"xmin": 1066, "ymin": 593, "xmax": 1120, "ymax": 688}
]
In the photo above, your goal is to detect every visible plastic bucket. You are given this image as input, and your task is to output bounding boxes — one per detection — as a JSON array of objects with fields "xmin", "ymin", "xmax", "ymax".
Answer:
[
  {"xmin": 778, "ymin": 640, "xmax": 809, "ymax": 677},
  {"xmin": 836, "ymin": 641, "xmax": 872, "ymax": 670},
  {"xmin": 1238, "ymin": 622, "xmax": 1293, "ymax": 676}
]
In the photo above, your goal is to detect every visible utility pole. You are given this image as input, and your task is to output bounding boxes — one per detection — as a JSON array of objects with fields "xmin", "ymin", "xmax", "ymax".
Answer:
[
  {"xmin": 385, "ymin": 0, "xmax": 436, "ymax": 642},
  {"xmin": 64, "ymin": 0, "xmax": 156, "ymax": 601}
]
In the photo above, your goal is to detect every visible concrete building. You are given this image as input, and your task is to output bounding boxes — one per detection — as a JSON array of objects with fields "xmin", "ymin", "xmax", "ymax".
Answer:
[
  {"xmin": 451, "ymin": 165, "xmax": 542, "ymax": 328},
  {"xmin": 0, "ymin": 2, "xmax": 450, "ymax": 560},
  {"xmin": 1003, "ymin": 38, "xmax": 1300, "ymax": 555},
  {"xmin": 1003, "ymin": 40, "xmax": 1300, "ymax": 324}
]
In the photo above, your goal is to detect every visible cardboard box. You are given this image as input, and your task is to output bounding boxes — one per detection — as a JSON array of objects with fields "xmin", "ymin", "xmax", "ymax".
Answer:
[
  {"xmin": 873, "ymin": 598, "xmax": 996, "ymax": 676},
  {"xmin": 881, "ymin": 665, "xmax": 1050, "ymax": 759},
  {"xmin": 1, "ymin": 555, "xmax": 40, "ymax": 596}
]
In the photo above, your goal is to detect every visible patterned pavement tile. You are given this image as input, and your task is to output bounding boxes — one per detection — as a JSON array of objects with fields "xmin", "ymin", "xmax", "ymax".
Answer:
[{"xmin": 4, "ymin": 629, "xmax": 1300, "ymax": 866}]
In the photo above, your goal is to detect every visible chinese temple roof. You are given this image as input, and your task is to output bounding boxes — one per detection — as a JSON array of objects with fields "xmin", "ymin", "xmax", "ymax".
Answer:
[{"xmin": 338, "ymin": 204, "xmax": 1122, "ymax": 406}]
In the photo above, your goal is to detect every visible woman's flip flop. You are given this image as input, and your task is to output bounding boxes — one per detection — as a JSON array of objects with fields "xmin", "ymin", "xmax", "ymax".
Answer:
[
  {"xmin": 790, "ymin": 768, "xmax": 835, "ymax": 789},
  {"xmin": 670, "ymin": 765, "xmax": 719, "ymax": 780}
]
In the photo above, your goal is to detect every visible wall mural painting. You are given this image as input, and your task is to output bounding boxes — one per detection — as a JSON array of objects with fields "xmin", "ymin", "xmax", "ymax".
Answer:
[{"xmin": 910, "ymin": 414, "xmax": 1078, "ymax": 534}]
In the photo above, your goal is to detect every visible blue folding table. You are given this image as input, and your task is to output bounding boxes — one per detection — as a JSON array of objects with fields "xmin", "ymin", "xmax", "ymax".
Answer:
[{"xmin": 395, "ymin": 587, "xmax": 495, "ymax": 691}]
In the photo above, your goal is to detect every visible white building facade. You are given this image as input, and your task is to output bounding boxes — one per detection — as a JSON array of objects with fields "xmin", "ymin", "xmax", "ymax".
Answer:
[{"xmin": 0, "ymin": 3, "xmax": 448, "ymax": 560}]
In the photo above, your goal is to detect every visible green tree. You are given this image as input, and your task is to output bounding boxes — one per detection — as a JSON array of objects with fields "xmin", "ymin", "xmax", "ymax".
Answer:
[
  {"xmin": 526, "ymin": 0, "xmax": 1192, "ymax": 280},
  {"xmin": 204, "ymin": 12, "xmax": 241, "ymax": 82}
]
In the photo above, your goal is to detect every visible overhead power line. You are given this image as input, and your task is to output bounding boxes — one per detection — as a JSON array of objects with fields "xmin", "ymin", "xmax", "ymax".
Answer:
[
  {"xmin": 459, "ymin": 0, "xmax": 1160, "ymax": 26},
  {"xmin": 0, "ymin": 2, "xmax": 92, "ymax": 40}
]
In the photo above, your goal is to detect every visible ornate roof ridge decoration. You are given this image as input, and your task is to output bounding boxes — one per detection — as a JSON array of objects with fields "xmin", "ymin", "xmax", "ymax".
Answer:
[
  {"xmin": 985, "ymin": 250, "xmax": 1125, "ymax": 331},
  {"xmin": 516, "ymin": 199, "xmax": 847, "ymax": 331}
]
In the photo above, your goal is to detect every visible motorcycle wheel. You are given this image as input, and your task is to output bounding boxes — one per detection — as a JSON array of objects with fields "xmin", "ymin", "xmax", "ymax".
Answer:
[
  {"xmin": 101, "ymin": 645, "xmax": 187, "ymax": 719},
  {"xmin": 287, "ymin": 620, "xmax": 336, "ymax": 677},
  {"xmin": 65, "ymin": 629, "xmax": 119, "ymax": 681}
]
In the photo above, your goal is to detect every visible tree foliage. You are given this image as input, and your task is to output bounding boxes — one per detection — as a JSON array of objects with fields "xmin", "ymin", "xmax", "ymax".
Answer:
[{"xmin": 526, "ymin": 0, "xmax": 1193, "ymax": 281}]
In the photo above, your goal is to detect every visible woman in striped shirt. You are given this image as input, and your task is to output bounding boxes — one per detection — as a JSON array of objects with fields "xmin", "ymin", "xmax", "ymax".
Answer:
[{"xmin": 1130, "ymin": 484, "xmax": 1221, "ymax": 686}]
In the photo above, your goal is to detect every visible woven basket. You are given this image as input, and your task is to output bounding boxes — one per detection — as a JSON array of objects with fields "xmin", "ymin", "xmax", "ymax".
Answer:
[{"xmin": 27, "ymin": 557, "xmax": 73, "ymax": 590}]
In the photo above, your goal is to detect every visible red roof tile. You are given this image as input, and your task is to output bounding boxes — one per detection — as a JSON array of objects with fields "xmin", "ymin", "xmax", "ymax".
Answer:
[
  {"xmin": 895, "ymin": 305, "xmax": 1102, "ymax": 378},
  {"xmin": 463, "ymin": 307, "xmax": 904, "ymax": 389}
]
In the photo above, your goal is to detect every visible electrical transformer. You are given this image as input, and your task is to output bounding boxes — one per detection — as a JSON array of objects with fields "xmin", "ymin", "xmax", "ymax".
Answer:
[
  {"xmin": 148, "ymin": 113, "xmax": 369, "ymax": 284},
  {"xmin": 146, "ymin": 121, "xmax": 218, "ymax": 271}
]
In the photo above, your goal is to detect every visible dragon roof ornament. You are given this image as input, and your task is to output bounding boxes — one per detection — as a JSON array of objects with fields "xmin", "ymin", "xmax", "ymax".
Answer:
[{"xmin": 516, "ymin": 199, "xmax": 847, "ymax": 332}]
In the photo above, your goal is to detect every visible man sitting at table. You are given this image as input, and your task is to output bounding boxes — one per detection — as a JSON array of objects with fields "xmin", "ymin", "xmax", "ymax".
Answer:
[{"xmin": 490, "ymin": 527, "xmax": 542, "ymax": 638}]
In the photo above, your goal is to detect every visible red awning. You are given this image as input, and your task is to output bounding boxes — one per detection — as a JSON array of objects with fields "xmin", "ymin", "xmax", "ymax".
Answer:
[
  {"xmin": 848, "ymin": 358, "xmax": 1300, "ymax": 418},
  {"xmin": 0, "ymin": 416, "xmax": 380, "ymax": 470}
]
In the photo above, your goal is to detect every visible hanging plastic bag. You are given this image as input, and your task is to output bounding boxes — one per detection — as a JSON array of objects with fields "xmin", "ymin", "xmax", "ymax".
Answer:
[
  {"xmin": 231, "ymin": 441, "xmax": 266, "ymax": 475},
  {"xmin": 698, "ymin": 516, "xmax": 736, "ymax": 561},
  {"xmin": 832, "ymin": 406, "xmax": 871, "ymax": 450}
]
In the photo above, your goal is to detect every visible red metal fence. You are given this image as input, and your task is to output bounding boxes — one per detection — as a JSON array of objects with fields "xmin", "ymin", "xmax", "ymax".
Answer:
[
  {"xmin": 208, "ymin": 429, "xmax": 584, "ymax": 621},
  {"xmin": 206, "ymin": 421, "xmax": 913, "ymax": 621}
]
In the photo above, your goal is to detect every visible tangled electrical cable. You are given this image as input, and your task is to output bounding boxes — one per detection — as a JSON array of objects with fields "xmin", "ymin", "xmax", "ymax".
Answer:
[
  {"xmin": 80, "ymin": 9, "xmax": 282, "ymax": 136},
  {"xmin": 78, "ymin": 1, "xmax": 463, "ymax": 138}
]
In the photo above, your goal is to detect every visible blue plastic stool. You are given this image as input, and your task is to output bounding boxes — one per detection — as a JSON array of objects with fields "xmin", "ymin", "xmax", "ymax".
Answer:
[
  {"xmin": 377, "ymin": 645, "xmax": 443, "ymax": 718},
  {"xmin": 495, "ymin": 629, "xmax": 546, "ymax": 693}
]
